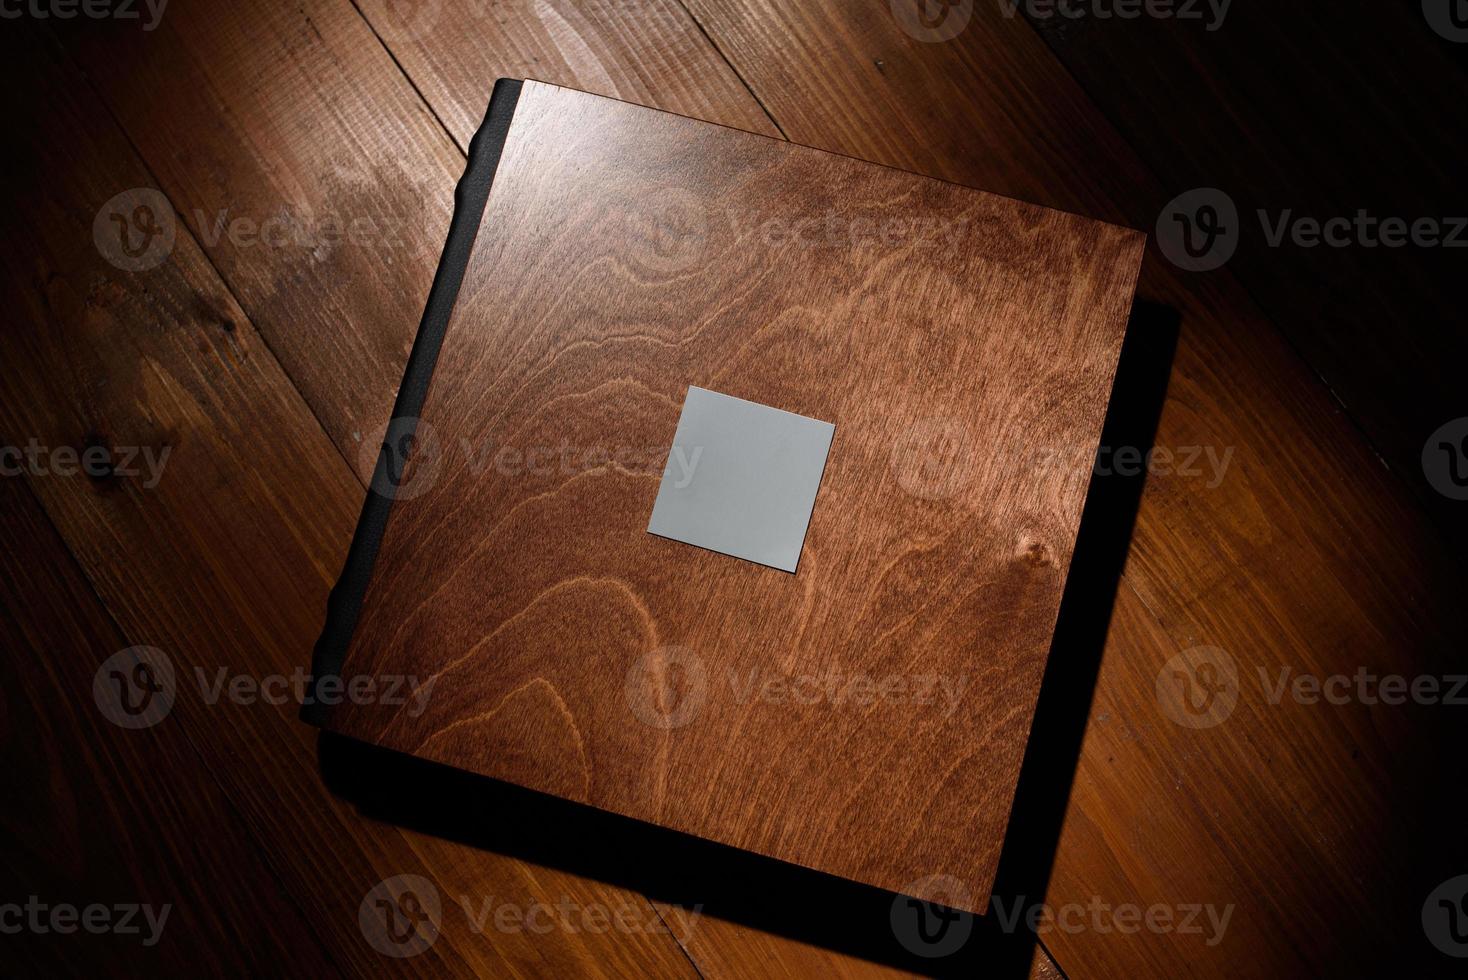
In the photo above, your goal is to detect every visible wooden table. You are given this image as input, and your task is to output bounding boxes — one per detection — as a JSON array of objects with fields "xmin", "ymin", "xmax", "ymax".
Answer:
[{"xmin": 2, "ymin": 2, "xmax": 1463, "ymax": 977}]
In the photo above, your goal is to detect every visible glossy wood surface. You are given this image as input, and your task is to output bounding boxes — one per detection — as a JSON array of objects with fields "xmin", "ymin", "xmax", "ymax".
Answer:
[
  {"xmin": 328, "ymin": 79, "xmax": 1144, "ymax": 912},
  {"xmin": 3, "ymin": 0, "xmax": 1462, "ymax": 977}
]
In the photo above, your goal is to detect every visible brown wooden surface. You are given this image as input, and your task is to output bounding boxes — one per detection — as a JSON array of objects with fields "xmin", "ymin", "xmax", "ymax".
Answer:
[
  {"xmin": 327, "ymin": 78, "xmax": 1143, "ymax": 912},
  {"xmin": 674, "ymin": 1, "xmax": 1466, "ymax": 976},
  {"xmin": 1017, "ymin": 2, "xmax": 1468, "ymax": 548},
  {"xmin": 0, "ymin": 476, "xmax": 340, "ymax": 978},
  {"xmin": 3, "ymin": 0, "xmax": 1463, "ymax": 976},
  {"xmin": 0, "ymin": 26, "xmax": 701, "ymax": 980}
]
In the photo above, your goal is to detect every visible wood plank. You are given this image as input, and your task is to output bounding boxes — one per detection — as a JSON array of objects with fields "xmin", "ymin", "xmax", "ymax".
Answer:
[
  {"xmin": 63, "ymin": 0, "xmax": 465, "ymax": 485},
  {"xmin": 0, "ymin": 477, "xmax": 339, "ymax": 978},
  {"xmin": 56, "ymin": 1, "xmax": 961, "ymax": 974},
  {"xmin": 324, "ymin": 78, "xmax": 1143, "ymax": 913},
  {"xmin": 674, "ymin": 1, "xmax": 1468, "ymax": 976},
  {"xmin": 66, "ymin": 0, "xmax": 775, "ymax": 490},
  {"xmin": 1017, "ymin": 2, "xmax": 1468, "ymax": 545},
  {"xmin": 1, "ymin": 26, "xmax": 698, "ymax": 979},
  {"xmin": 322, "ymin": 9, "xmax": 914, "ymax": 975},
  {"xmin": 354, "ymin": 0, "xmax": 781, "ymax": 146}
]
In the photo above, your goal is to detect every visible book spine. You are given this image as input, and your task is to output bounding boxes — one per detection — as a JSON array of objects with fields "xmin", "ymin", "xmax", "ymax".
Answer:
[{"xmin": 301, "ymin": 78, "xmax": 524, "ymax": 727}]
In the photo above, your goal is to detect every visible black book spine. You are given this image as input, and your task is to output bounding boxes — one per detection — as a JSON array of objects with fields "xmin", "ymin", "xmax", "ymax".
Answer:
[{"xmin": 301, "ymin": 78, "xmax": 524, "ymax": 726}]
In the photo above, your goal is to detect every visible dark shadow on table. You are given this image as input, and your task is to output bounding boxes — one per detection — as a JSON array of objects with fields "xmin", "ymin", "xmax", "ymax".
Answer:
[{"xmin": 318, "ymin": 300, "xmax": 1180, "ymax": 978}]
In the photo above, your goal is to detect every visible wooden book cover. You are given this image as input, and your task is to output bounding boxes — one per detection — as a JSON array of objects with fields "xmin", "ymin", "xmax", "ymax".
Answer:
[{"xmin": 306, "ymin": 78, "xmax": 1145, "ymax": 912}]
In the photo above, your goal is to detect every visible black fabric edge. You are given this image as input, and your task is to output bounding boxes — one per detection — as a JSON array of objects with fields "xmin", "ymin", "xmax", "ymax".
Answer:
[{"xmin": 301, "ymin": 78, "xmax": 523, "ymax": 727}]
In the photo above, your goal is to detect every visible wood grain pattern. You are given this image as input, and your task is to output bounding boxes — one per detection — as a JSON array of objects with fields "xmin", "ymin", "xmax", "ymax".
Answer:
[
  {"xmin": 327, "ymin": 79, "xmax": 1145, "ymax": 912},
  {"xmin": 0, "ymin": 477, "xmax": 339, "ymax": 978},
  {"xmin": 0, "ymin": 30, "xmax": 698, "ymax": 979},
  {"xmin": 676, "ymin": 1, "xmax": 1468, "ymax": 975},
  {"xmin": 7, "ymin": 0, "xmax": 1459, "ymax": 974},
  {"xmin": 65, "ymin": 0, "xmax": 466, "ymax": 485},
  {"xmin": 1019, "ymin": 2, "xmax": 1468, "ymax": 547},
  {"xmin": 49, "ymin": 1, "xmax": 1008, "ymax": 974},
  {"xmin": 353, "ymin": 0, "xmax": 781, "ymax": 147}
]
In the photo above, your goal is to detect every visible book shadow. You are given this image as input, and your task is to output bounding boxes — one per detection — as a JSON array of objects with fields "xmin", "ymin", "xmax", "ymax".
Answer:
[{"xmin": 318, "ymin": 300, "xmax": 1180, "ymax": 978}]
